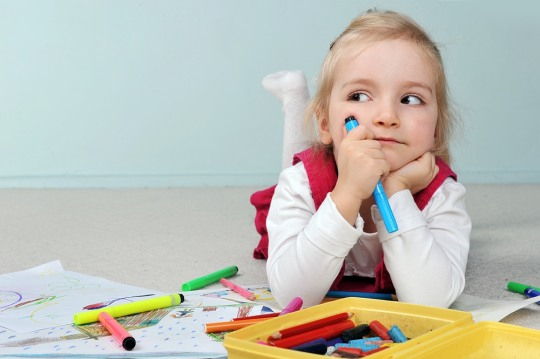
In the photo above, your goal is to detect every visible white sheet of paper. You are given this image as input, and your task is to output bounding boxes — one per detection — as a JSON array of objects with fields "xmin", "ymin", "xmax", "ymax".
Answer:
[
  {"xmin": 0, "ymin": 260, "xmax": 164, "ymax": 333},
  {"xmin": 451, "ymin": 293, "xmax": 540, "ymax": 322},
  {"xmin": 0, "ymin": 262, "xmax": 277, "ymax": 358}
]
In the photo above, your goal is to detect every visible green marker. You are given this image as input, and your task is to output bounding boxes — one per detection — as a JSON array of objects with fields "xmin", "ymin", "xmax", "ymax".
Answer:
[
  {"xmin": 182, "ymin": 266, "xmax": 238, "ymax": 291},
  {"xmin": 507, "ymin": 281, "xmax": 540, "ymax": 294},
  {"xmin": 73, "ymin": 293, "xmax": 184, "ymax": 325}
]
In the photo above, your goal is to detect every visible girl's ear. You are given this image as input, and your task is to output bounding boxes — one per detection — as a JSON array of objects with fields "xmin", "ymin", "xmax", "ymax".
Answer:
[{"xmin": 318, "ymin": 116, "xmax": 333, "ymax": 145}]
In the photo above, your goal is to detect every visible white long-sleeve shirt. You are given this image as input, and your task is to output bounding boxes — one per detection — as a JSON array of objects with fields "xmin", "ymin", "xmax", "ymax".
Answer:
[{"xmin": 266, "ymin": 161, "xmax": 471, "ymax": 309}]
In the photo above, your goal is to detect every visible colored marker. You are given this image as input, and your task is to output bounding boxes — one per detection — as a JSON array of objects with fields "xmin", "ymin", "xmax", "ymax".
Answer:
[
  {"xmin": 98, "ymin": 312, "xmax": 136, "ymax": 351},
  {"xmin": 269, "ymin": 319, "xmax": 355, "ymax": 348},
  {"xmin": 73, "ymin": 293, "xmax": 184, "ymax": 325},
  {"xmin": 204, "ymin": 317, "xmax": 272, "ymax": 333},
  {"xmin": 507, "ymin": 281, "xmax": 540, "ymax": 294},
  {"xmin": 279, "ymin": 296, "xmax": 303, "ymax": 315},
  {"xmin": 219, "ymin": 278, "xmax": 256, "ymax": 300},
  {"xmin": 326, "ymin": 290, "xmax": 396, "ymax": 301},
  {"xmin": 344, "ymin": 116, "xmax": 398, "ymax": 233},
  {"xmin": 181, "ymin": 265, "xmax": 238, "ymax": 291},
  {"xmin": 369, "ymin": 320, "xmax": 391, "ymax": 340},
  {"xmin": 387, "ymin": 324, "xmax": 408, "ymax": 343},
  {"xmin": 341, "ymin": 323, "xmax": 371, "ymax": 342},
  {"xmin": 507, "ymin": 281, "xmax": 540, "ymax": 305},
  {"xmin": 333, "ymin": 347, "xmax": 364, "ymax": 357},
  {"xmin": 524, "ymin": 288, "xmax": 540, "ymax": 305},
  {"xmin": 291, "ymin": 338, "xmax": 328, "ymax": 354},
  {"xmin": 270, "ymin": 312, "xmax": 352, "ymax": 340}
]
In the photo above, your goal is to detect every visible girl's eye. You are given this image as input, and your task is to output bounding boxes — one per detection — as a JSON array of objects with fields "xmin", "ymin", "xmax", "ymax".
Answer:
[
  {"xmin": 349, "ymin": 92, "xmax": 370, "ymax": 102},
  {"xmin": 401, "ymin": 95, "xmax": 423, "ymax": 105}
]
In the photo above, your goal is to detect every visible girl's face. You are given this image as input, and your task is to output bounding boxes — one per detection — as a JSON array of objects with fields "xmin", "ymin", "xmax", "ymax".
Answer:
[{"xmin": 319, "ymin": 39, "xmax": 438, "ymax": 171}]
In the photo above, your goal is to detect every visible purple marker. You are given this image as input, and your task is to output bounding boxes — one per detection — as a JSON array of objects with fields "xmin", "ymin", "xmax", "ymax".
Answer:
[{"xmin": 344, "ymin": 116, "xmax": 398, "ymax": 233}]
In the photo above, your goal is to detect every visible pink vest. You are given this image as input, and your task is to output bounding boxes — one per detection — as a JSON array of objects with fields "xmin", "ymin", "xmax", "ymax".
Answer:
[{"xmin": 250, "ymin": 148, "xmax": 456, "ymax": 293}]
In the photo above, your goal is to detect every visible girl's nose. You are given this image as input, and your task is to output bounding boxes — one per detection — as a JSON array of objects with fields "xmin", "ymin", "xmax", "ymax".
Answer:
[{"xmin": 372, "ymin": 104, "xmax": 400, "ymax": 128}]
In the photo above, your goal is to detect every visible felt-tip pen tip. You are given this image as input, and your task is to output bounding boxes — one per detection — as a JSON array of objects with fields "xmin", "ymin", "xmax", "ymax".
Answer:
[{"xmin": 122, "ymin": 337, "xmax": 136, "ymax": 351}]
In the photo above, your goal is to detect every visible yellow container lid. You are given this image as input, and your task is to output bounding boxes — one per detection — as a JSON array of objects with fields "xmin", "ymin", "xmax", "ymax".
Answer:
[{"xmin": 394, "ymin": 321, "xmax": 540, "ymax": 359}]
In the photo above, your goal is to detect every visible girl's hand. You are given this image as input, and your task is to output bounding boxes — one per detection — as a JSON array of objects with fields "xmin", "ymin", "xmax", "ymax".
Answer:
[
  {"xmin": 331, "ymin": 124, "xmax": 389, "ymax": 224},
  {"xmin": 383, "ymin": 152, "xmax": 439, "ymax": 196}
]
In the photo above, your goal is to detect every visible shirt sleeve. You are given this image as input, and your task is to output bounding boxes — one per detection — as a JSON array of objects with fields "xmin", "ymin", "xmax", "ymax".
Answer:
[
  {"xmin": 266, "ymin": 162, "xmax": 366, "ymax": 308},
  {"xmin": 373, "ymin": 178, "xmax": 471, "ymax": 308}
]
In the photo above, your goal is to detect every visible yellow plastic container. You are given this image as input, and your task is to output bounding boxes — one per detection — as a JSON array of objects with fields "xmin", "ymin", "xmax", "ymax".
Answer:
[
  {"xmin": 395, "ymin": 321, "xmax": 540, "ymax": 358},
  {"xmin": 223, "ymin": 298, "xmax": 473, "ymax": 359}
]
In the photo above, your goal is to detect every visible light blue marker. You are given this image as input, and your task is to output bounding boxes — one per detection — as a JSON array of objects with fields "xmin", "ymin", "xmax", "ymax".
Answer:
[{"xmin": 344, "ymin": 116, "xmax": 398, "ymax": 233}]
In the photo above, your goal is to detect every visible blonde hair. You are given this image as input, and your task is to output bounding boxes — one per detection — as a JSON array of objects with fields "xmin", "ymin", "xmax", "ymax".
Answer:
[{"xmin": 305, "ymin": 9, "xmax": 459, "ymax": 164}]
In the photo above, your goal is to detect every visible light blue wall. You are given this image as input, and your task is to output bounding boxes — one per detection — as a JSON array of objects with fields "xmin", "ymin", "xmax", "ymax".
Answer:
[{"xmin": 1, "ymin": 0, "xmax": 539, "ymax": 187}]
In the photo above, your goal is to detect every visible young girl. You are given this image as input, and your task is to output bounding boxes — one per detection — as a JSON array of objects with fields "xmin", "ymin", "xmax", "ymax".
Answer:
[{"xmin": 252, "ymin": 9, "xmax": 471, "ymax": 309}]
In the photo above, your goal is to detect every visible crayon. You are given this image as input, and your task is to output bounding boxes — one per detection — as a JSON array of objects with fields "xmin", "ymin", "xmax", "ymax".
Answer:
[
  {"xmin": 182, "ymin": 266, "xmax": 238, "ymax": 291},
  {"xmin": 74, "ymin": 293, "xmax": 184, "ymax": 325}
]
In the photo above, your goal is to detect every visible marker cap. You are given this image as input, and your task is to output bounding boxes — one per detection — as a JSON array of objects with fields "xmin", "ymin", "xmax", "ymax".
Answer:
[
  {"xmin": 181, "ymin": 266, "xmax": 239, "ymax": 291},
  {"xmin": 507, "ymin": 281, "xmax": 531, "ymax": 294},
  {"xmin": 122, "ymin": 336, "xmax": 136, "ymax": 351}
]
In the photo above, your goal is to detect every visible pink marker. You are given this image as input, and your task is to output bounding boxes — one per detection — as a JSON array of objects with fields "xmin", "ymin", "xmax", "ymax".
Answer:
[
  {"xmin": 98, "ymin": 312, "xmax": 136, "ymax": 351},
  {"xmin": 219, "ymin": 278, "xmax": 256, "ymax": 301},
  {"xmin": 279, "ymin": 296, "xmax": 303, "ymax": 316}
]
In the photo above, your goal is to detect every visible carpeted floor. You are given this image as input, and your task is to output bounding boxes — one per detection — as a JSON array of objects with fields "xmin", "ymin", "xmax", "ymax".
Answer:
[{"xmin": 1, "ymin": 184, "xmax": 539, "ymax": 329}]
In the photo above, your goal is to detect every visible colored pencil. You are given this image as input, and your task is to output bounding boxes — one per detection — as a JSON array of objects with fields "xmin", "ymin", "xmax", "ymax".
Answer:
[
  {"xmin": 269, "ymin": 319, "xmax": 355, "ymax": 348},
  {"xmin": 270, "ymin": 312, "xmax": 352, "ymax": 339},
  {"xmin": 204, "ymin": 317, "xmax": 271, "ymax": 333},
  {"xmin": 232, "ymin": 312, "xmax": 280, "ymax": 321}
]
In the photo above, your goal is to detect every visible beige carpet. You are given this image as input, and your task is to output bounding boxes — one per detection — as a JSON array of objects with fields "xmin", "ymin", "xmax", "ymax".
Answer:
[{"xmin": 1, "ymin": 185, "xmax": 539, "ymax": 329}]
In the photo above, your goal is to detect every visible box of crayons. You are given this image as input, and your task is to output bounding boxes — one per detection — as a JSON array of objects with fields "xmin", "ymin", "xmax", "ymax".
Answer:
[{"xmin": 223, "ymin": 297, "xmax": 473, "ymax": 358}]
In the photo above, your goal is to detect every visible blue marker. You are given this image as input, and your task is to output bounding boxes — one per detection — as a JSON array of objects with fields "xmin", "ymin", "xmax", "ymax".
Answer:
[
  {"xmin": 524, "ymin": 288, "xmax": 540, "ymax": 305},
  {"xmin": 344, "ymin": 116, "xmax": 398, "ymax": 233}
]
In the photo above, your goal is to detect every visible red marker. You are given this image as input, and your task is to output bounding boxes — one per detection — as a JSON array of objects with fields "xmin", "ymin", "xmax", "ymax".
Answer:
[
  {"xmin": 98, "ymin": 312, "xmax": 136, "ymax": 351},
  {"xmin": 369, "ymin": 320, "xmax": 391, "ymax": 340}
]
